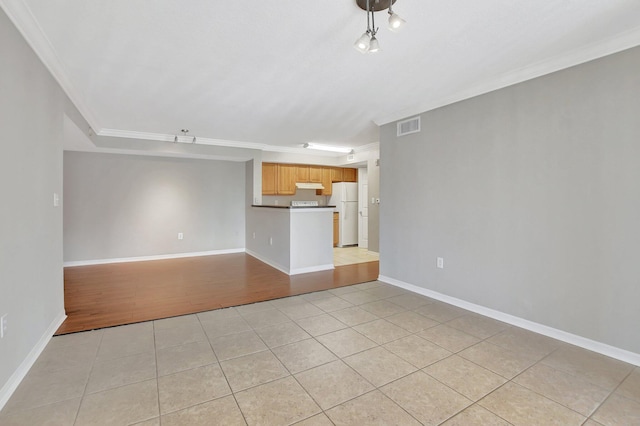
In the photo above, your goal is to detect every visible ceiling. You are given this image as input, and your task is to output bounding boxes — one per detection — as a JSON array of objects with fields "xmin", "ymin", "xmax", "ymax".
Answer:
[{"xmin": 5, "ymin": 0, "xmax": 640, "ymax": 153}]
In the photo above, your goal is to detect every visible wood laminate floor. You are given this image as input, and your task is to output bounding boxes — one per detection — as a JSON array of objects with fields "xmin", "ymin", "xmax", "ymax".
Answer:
[{"xmin": 56, "ymin": 253, "xmax": 379, "ymax": 335}]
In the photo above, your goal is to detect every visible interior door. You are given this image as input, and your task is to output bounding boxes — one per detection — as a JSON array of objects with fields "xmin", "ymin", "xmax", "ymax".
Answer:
[{"xmin": 358, "ymin": 168, "xmax": 368, "ymax": 248}]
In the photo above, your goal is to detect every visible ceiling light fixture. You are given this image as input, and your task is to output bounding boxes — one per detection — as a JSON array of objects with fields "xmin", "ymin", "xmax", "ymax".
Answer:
[
  {"xmin": 173, "ymin": 129, "xmax": 199, "ymax": 144},
  {"xmin": 354, "ymin": 0, "xmax": 405, "ymax": 54},
  {"xmin": 303, "ymin": 143, "xmax": 354, "ymax": 154}
]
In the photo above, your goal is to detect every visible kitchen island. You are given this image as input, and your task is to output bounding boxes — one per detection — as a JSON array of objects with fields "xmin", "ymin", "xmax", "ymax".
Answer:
[{"xmin": 247, "ymin": 205, "xmax": 335, "ymax": 275}]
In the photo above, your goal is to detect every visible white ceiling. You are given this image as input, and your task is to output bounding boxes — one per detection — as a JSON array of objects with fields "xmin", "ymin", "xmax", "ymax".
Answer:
[{"xmin": 5, "ymin": 0, "xmax": 640, "ymax": 152}]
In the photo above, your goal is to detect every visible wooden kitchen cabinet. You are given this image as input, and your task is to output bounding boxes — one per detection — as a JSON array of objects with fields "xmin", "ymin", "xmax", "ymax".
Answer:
[
  {"xmin": 262, "ymin": 163, "xmax": 358, "ymax": 195},
  {"xmin": 333, "ymin": 212, "xmax": 339, "ymax": 247},
  {"xmin": 331, "ymin": 167, "xmax": 343, "ymax": 182},
  {"xmin": 277, "ymin": 164, "xmax": 297, "ymax": 195},
  {"xmin": 317, "ymin": 167, "xmax": 332, "ymax": 196},
  {"xmin": 309, "ymin": 166, "xmax": 323, "ymax": 183},
  {"xmin": 262, "ymin": 163, "xmax": 277, "ymax": 195},
  {"xmin": 342, "ymin": 168, "xmax": 357, "ymax": 182},
  {"xmin": 296, "ymin": 165, "xmax": 309, "ymax": 183}
]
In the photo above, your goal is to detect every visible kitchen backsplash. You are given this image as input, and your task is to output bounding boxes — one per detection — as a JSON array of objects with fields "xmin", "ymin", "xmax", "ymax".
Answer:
[{"xmin": 262, "ymin": 189, "xmax": 331, "ymax": 206}]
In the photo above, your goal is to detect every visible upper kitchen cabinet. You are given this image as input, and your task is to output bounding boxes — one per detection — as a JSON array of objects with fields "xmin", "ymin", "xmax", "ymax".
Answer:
[
  {"xmin": 331, "ymin": 167, "xmax": 343, "ymax": 182},
  {"xmin": 261, "ymin": 163, "xmax": 357, "ymax": 195},
  {"xmin": 318, "ymin": 167, "xmax": 332, "ymax": 196},
  {"xmin": 277, "ymin": 164, "xmax": 297, "ymax": 195},
  {"xmin": 296, "ymin": 165, "xmax": 310, "ymax": 183},
  {"xmin": 342, "ymin": 167, "xmax": 357, "ymax": 182},
  {"xmin": 309, "ymin": 166, "xmax": 323, "ymax": 183},
  {"xmin": 262, "ymin": 163, "xmax": 277, "ymax": 195}
]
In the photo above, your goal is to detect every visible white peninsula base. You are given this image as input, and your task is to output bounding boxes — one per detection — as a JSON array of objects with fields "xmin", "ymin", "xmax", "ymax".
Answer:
[{"xmin": 246, "ymin": 206, "xmax": 335, "ymax": 275}]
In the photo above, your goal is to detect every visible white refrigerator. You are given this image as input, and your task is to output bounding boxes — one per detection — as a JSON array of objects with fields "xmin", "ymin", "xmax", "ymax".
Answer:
[{"xmin": 330, "ymin": 182, "xmax": 358, "ymax": 247}]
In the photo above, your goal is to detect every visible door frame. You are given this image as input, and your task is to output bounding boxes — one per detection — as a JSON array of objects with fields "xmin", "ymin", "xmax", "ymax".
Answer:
[{"xmin": 357, "ymin": 168, "xmax": 368, "ymax": 248}]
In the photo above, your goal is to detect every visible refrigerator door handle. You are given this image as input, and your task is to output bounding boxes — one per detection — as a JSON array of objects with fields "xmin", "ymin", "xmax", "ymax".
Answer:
[{"xmin": 343, "ymin": 202, "xmax": 347, "ymax": 220}]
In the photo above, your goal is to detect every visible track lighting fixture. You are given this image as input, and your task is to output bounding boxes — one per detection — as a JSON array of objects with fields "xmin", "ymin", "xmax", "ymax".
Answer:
[
  {"xmin": 354, "ymin": 0, "xmax": 405, "ymax": 54},
  {"xmin": 173, "ymin": 129, "xmax": 199, "ymax": 144}
]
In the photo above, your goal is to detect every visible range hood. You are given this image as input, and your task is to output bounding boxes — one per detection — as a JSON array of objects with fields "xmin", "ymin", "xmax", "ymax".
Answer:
[{"xmin": 295, "ymin": 182, "xmax": 324, "ymax": 190}]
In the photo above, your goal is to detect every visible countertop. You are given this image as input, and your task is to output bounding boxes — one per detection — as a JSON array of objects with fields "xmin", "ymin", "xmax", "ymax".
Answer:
[{"xmin": 252, "ymin": 205, "xmax": 336, "ymax": 209}]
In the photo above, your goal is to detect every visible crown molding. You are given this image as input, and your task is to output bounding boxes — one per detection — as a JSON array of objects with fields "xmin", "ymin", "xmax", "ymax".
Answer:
[
  {"xmin": 375, "ymin": 26, "xmax": 640, "ymax": 125},
  {"xmin": 98, "ymin": 128, "xmax": 378, "ymax": 157},
  {"xmin": 98, "ymin": 128, "xmax": 265, "ymax": 151},
  {"xmin": 65, "ymin": 146, "xmax": 253, "ymax": 163},
  {"xmin": 0, "ymin": 0, "xmax": 102, "ymax": 131}
]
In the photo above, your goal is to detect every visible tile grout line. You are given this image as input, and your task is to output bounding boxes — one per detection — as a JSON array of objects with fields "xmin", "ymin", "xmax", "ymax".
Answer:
[
  {"xmin": 196, "ymin": 308, "xmax": 252, "ymax": 426},
  {"xmin": 152, "ymin": 320, "xmax": 162, "ymax": 426},
  {"xmin": 583, "ymin": 365, "xmax": 636, "ymax": 422},
  {"xmin": 72, "ymin": 330, "xmax": 105, "ymax": 426}
]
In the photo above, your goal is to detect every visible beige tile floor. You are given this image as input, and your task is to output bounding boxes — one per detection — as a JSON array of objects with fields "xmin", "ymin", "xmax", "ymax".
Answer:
[
  {"xmin": 333, "ymin": 247, "xmax": 379, "ymax": 266},
  {"xmin": 1, "ymin": 281, "xmax": 639, "ymax": 425}
]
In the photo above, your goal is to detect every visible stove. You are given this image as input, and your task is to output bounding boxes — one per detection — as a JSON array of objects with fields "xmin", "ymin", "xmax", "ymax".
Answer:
[{"xmin": 291, "ymin": 200, "xmax": 319, "ymax": 207}]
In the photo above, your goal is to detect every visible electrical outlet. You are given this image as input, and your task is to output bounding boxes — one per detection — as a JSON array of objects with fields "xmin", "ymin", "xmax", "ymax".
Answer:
[
  {"xmin": 252, "ymin": 232, "xmax": 256, "ymax": 239},
  {"xmin": 269, "ymin": 237, "xmax": 273, "ymax": 246},
  {"xmin": 53, "ymin": 193, "xmax": 60, "ymax": 207},
  {"xmin": 1, "ymin": 314, "xmax": 7, "ymax": 339},
  {"xmin": 177, "ymin": 232, "xmax": 184, "ymax": 240},
  {"xmin": 437, "ymin": 257, "xmax": 444, "ymax": 269}
]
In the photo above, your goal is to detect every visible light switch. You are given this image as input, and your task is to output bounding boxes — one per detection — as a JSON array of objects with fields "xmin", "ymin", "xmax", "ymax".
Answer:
[{"xmin": 53, "ymin": 193, "xmax": 59, "ymax": 207}]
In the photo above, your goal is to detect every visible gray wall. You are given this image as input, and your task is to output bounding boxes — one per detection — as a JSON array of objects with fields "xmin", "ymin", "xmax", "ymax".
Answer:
[
  {"xmin": 0, "ymin": 8, "xmax": 69, "ymax": 401},
  {"xmin": 64, "ymin": 152, "xmax": 246, "ymax": 261},
  {"xmin": 379, "ymin": 46, "xmax": 640, "ymax": 354}
]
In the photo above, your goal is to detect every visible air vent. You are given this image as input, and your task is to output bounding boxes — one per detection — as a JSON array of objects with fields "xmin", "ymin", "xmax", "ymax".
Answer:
[{"xmin": 397, "ymin": 116, "xmax": 421, "ymax": 137}]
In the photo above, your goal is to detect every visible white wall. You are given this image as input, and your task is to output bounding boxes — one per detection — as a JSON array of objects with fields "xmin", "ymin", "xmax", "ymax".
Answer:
[
  {"xmin": 379, "ymin": 46, "xmax": 640, "ymax": 355},
  {"xmin": 0, "ymin": 8, "xmax": 70, "ymax": 407},
  {"xmin": 63, "ymin": 152, "xmax": 246, "ymax": 262}
]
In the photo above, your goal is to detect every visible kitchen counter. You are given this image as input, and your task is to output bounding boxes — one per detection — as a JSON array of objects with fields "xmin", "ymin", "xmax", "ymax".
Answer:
[
  {"xmin": 251, "ymin": 205, "xmax": 336, "ymax": 209},
  {"xmin": 246, "ymin": 206, "xmax": 334, "ymax": 275}
]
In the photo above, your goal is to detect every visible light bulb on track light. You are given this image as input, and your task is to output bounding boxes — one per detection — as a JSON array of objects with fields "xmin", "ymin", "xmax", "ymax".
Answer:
[
  {"xmin": 354, "ymin": 32, "xmax": 371, "ymax": 53},
  {"xmin": 368, "ymin": 35, "xmax": 380, "ymax": 53},
  {"xmin": 388, "ymin": 11, "xmax": 406, "ymax": 32}
]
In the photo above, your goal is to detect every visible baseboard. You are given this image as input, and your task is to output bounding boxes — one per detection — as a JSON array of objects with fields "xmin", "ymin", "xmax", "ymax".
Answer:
[
  {"xmin": 63, "ymin": 248, "xmax": 246, "ymax": 267},
  {"xmin": 0, "ymin": 310, "xmax": 67, "ymax": 411},
  {"xmin": 245, "ymin": 250, "xmax": 290, "ymax": 275},
  {"xmin": 289, "ymin": 264, "xmax": 335, "ymax": 275},
  {"xmin": 378, "ymin": 275, "xmax": 640, "ymax": 367}
]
